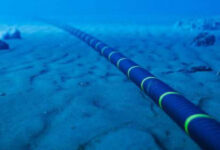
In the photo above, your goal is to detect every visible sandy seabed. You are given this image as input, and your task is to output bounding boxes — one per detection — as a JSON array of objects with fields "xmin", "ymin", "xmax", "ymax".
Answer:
[{"xmin": 0, "ymin": 20, "xmax": 220, "ymax": 150}]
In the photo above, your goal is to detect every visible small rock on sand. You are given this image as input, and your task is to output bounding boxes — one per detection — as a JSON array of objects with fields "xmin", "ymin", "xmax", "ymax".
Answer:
[
  {"xmin": 78, "ymin": 81, "xmax": 90, "ymax": 87},
  {"xmin": 192, "ymin": 32, "xmax": 216, "ymax": 47},
  {"xmin": 0, "ymin": 40, "xmax": 9, "ymax": 50},
  {"xmin": 190, "ymin": 66, "xmax": 213, "ymax": 73},
  {"xmin": 175, "ymin": 18, "xmax": 220, "ymax": 31},
  {"xmin": 0, "ymin": 92, "xmax": 6, "ymax": 96},
  {"xmin": 2, "ymin": 28, "xmax": 21, "ymax": 40}
]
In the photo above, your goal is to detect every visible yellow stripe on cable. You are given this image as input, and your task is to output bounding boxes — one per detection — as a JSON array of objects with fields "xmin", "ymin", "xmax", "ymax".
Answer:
[
  {"xmin": 116, "ymin": 58, "xmax": 128, "ymax": 68},
  {"xmin": 127, "ymin": 66, "xmax": 140, "ymax": 79},
  {"xmin": 140, "ymin": 76, "xmax": 156, "ymax": 91},
  {"xmin": 89, "ymin": 39, "xmax": 95, "ymax": 45},
  {"xmin": 95, "ymin": 42, "xmax": 102, "ymax": 49},
  {"xmin": 101, "ymin": 46, "xmax": 108, "ymax": 55},
  {"xmin": 108, "ymin": 51, "xmax": 118, "ymax": 60}
]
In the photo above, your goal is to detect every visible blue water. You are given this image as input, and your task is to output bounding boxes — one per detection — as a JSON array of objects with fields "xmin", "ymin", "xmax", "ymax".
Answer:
[
  {"xmin": 1, "ymin": 0, "xmax": 220, "ymax": 23},
  {"xmin": 0, "ymin": 1, "xmax": 220, "ymax": 150}
]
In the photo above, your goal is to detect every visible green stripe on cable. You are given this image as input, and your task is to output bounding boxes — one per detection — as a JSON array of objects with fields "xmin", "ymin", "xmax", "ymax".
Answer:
[
  {"xmin": 108, "ymin": 51, "xmax": 118, "ymax": 60},
  {"xmin": 184, "ymin": 114, "xmax": 211, "ymax": 135},
  {"xmin": 158, "ymin": 92, "xmax": 179, "ymax": 108},
  {"xmin": 127, "ymin": 66, "xmax": 140, "ymax": 79},
  {"xmin": 101, "ymin": 46, "xmax": 108, "ymax": 55},
  {"xmin": 116, "ymin": 58, "xmax": 127, "ymax": 68},
  {"xmin": 140, "ymin": 76, "xmax": 156, "ymax": 91}
]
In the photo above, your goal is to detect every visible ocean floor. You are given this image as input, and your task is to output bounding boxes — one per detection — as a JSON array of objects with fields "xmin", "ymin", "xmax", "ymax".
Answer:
[{"xmin": 0, "ymin": 20, "xmax": 220, "ymax": 150}]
